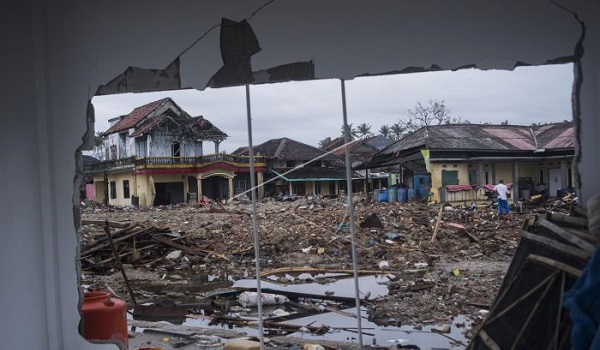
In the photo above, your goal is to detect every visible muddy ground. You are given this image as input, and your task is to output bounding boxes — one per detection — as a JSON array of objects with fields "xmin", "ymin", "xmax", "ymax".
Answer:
[{"xmin": 79, "ymin": 195, "xmax": 569, "ymax": 346}]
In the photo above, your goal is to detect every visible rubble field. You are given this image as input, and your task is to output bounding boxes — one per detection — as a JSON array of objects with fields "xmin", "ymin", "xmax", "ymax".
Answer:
[{"xmin": 79, "ymin": 195, "xmax": 571, "ymax": 346}]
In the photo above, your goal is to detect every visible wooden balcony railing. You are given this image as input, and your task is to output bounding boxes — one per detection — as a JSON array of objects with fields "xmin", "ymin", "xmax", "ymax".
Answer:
[
  {"xmin": 84, "ymin": 154, "xmax": 266, "ymax": 174},
  {"xmin": 84, "ymin": 156, "xmax": 136, "ymax": 174}
]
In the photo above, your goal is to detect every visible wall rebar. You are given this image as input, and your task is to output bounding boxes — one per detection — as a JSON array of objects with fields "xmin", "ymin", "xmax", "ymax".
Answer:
[
  {"xmin": 245, "ymin": 84, "xmax": 266, "ymax": 349},
  {"xmin": 340, "ymin": 79, "xmax": 364, "ymax": 348}
]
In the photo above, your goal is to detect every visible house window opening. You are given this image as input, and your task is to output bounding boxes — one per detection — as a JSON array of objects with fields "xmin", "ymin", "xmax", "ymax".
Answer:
[
  {"xmin": 329, "ymin": 182, "xmax": 336, "ymax": 194},
  {"xmin": 119, "ymin": 132, "xmax": 127, "ymax": 158},
  {"xmin": 109, "ymin": 181, "xmax": 117, "ymax": 199},
  {"xmin": 441, "ymin": 170, "xmax": 459, "ymax": 186},
  {"xmin": 172, "ymin": 141, "xmax": 181, "ymax": 157},
  {"xmin": 469, "ymin": 169, "xmax": 478, "ymax": 185},
  {"xmin": 123, "ymin": 180, "xmax": 130, "ymax": 199},
  {"xmin": 539, "ymin": 169, "xmax": 545, "ymax": 185}
]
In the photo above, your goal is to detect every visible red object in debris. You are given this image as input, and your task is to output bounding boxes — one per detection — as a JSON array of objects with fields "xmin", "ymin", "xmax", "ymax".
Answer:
[{"xmin": 81, "ymin": 291, "xmax": 128, "ymax": 348}]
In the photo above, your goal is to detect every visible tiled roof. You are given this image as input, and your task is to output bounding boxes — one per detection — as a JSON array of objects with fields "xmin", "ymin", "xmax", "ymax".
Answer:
[
  {"xmin": 184, "ymin": 116, "xmax": 228, "ymax": 141},
  {"xmin": 104, "ymin": 97, "xmax": 171, "ymax": 134},
  {"xmin": 103, "ymin": 98, "xmax": 228, "ymax": 142},
  {"xmin": 322, "ymin": 136, "xmax": 346, "ymax": 151},
  {"xmin": 241, "ymin": 137, "xmax": 342, "ymax": 161},
  {"xmin": 129, "ymin": 113, "xmax": 173, "ymax": 137},
  {"xmin": 331, "ymin": 138, "xmax": 380, "ymax": 156}
]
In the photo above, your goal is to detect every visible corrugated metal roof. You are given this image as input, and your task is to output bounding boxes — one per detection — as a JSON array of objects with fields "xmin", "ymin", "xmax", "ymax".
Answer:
[
  {"xmin": 378, "ymin": 122, "xmax": 573, "ymax": 155},
  {"xmin": 535, "ymin": 122, "xmax": 574, "ymax": 149}
]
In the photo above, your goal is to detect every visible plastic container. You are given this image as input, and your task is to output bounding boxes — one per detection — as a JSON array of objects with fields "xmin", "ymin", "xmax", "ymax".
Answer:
[
  {"xmin": 81, "ymin": 291, "xmax": 128, "ymax": 347},
  {"xmin": 397, "ymin": 187, "xmax": 408, "ymax": 203},
  {"xmin": 237, "ymin": 291, "xmax": 289, "ymax": 308},
  {"xmin": 373, "ymin": 189, "xmax": 381, "ymax": 202},
  {"xmin": 419, "ymin": 188, "xmax": 429, "ymax": 200},
  {"xmin": 388, "ymin": 187, "xmax": 398, "ymax": 203},
  {"xmin": 378, "ymin": 190, "xmax": 389, "ymax": 202},
  {"xmin": 408, "ymin": 189, "xmax": 418, "ymax": 201}
]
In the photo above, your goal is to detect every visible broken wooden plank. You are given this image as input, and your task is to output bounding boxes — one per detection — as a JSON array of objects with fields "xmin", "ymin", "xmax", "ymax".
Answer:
[
  {"xmin": 92, "ymin": 243, "xmax": 161, "ymax": 266},
  {"xmin": 151, "ymin": 234, "xmax": 230, "ymax": 262},
  {"xmin": 546, "ymin": 212, "xmax": 588, "ymax": 229},
  {"xmin": 527, "ymin": 254, "xmax": 582, "ymax": 277},
  {"xmin": 536, "ymin": 217, "xmax": 597, "ymax": 254},
  {"xmin": 520, "ymin": 230, "xmax": 591, "ymax": 259},
  {"xmin": 81, "ymin": 219, "xmax": 132, "ymax": 228},
  {"xmin": 259, "ymin": 266, "xmax": 383, "ymax": 278},
  {"xmin": 565, "ymin": 227, "xmax": 600, "ymax": 244},
  {"xmin": 82, "ymin": 223, "xmax": 147, "ymax": 250},
  {"xmin": 431, "ymin": 203, "xmax": 444, "ymax": 243},
  {"xmin": 478, "ymin": 330, "xmax": 501, "ymax": 350}
]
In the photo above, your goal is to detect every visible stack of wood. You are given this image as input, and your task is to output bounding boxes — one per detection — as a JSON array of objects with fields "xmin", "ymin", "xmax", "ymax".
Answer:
[{"xmin": 80, "ymin": 220, "xmax": 228, "ymax": 273}]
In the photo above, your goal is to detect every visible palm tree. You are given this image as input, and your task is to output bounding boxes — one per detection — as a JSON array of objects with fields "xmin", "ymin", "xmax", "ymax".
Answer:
[
  {"xmin": 340, "ymin": 124, "xmax": 358, "ymax": 139},
  {"xmin": 390, "ymin": 123, "xmax": 405, "ymax": 141},
  {"xmin": 379, "ymin": 124, "xmax": 391, "ymax": 139},
  {"xmin": 318, "ymin": 137, "xmax": 332, "ymax": 148},
  {"xmin": 356, "ymin": 123, "xmax": 373, "ymax": 138}
]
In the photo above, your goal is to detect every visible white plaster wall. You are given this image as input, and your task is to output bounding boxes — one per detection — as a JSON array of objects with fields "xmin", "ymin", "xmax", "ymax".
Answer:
[
  {"xmin": 578, "ymin": 1, "xmax": 600, "ymax": 205},
  {"xmin": 150, "ymin": 134, "xmax": 177, "ymax": 157},
  {"xmin": 126, "ymin": 130, "xmax": 136, "ymax": 158},
  {"xmin": 1, "ymin": 1, "xmax": 599, "ymax": 350}
]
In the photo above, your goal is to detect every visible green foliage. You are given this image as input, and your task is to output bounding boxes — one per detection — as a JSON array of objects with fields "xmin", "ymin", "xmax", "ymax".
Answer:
[
  {"xmin": 318, "ymin": 137, "xmax": 332, "ymax": 148},
  {"xmin": 340, "ymin": 124, "xmax": 359, "ymax": 139},
  {"xmin": 356, "ymin": 123, "xmax": 373, "ymax": 138},
  {"xmin": 95, "ymin": 131, "xmax": 104, "ymax": 147},
  {"xmin": 378, "ymin": 124, "xmax": 391, "ymax": 138}
]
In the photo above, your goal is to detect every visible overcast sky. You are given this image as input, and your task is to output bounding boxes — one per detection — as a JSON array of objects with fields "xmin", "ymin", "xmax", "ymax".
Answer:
[{"xmin": 92, "ymin": 63, "xmax": 573, "ymax": 153}]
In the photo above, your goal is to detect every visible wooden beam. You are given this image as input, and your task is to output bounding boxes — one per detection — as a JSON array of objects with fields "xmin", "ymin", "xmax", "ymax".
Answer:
[
  {"xmin": 151, "ymin": 234, "xmax": 230, "ymax": 262},
  {"xmin": 537, "ymin": 217, "xmax": 597, "ymax": 254},
  {"xmin": 521, "ymin": 230, "xmax": 591, "ymax": 259}
]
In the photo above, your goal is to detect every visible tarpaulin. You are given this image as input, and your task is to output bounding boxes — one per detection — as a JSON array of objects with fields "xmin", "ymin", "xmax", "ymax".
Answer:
[
  {"xmin": 563, "ymin": 247, "xmax": 600, "ymax": 350},
  {"xmin": 445, "ymin": 185, "xmax": 474, "ymax": 192}
]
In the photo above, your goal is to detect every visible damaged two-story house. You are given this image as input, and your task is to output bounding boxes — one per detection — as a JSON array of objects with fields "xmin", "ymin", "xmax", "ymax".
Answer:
[
  {"xmin": 234, "ymin": 137, "xmax": 355, "ymax": 197},
  {"xmin": 86, "ymin": 97, "xmax": 266, "ymax": 206}
]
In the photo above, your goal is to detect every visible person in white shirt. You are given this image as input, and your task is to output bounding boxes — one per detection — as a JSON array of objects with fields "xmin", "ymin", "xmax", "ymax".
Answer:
[{"xmin": 493, "ymin": 179, "xmax": 510, "ymax": 217}]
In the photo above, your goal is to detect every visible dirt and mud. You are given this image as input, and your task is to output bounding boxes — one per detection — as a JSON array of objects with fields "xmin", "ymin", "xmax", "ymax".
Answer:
[{"xmin": 78, "ymin": 195, "xmax": 569, "ymax": 348}]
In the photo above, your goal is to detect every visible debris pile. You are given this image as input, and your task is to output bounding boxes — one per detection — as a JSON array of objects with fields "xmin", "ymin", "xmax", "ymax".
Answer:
[{"xmin": 79, "ymin": 196, "xmax": 572, "ymax": 344}]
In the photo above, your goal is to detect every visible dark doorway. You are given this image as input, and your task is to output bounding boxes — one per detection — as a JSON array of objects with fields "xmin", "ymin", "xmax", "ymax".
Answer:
[
  {"xmin": 154, "ymin": 182, "xmax": 184, "ymax": 205},
  {"xmin": 203, "ymin": 177, "xmax": 229, "ymax": 200}
]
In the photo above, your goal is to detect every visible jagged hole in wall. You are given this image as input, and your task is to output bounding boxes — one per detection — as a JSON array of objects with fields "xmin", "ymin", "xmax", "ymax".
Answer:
[{"xmin": 75, "ymin": 62, "xmax": 575, "ymax": 348}]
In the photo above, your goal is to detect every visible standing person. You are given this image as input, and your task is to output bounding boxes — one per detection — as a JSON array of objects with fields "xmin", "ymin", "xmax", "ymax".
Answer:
[{"xmin": 493, "ymin": 179, "xmax": 510, "ymax": 217}]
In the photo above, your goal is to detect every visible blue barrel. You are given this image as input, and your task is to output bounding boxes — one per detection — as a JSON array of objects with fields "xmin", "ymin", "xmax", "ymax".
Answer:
[
  {"xmin": 373, "ymin": 189, "xmax": 381, "ymax": 202},
  {"xmin": 397, "ymin": 187, "xmax": 408, "ymax": 203},
  {"xmin": 408, "ymin": 189, "xmax": 418, "ymax": 201},
  {"xmin": 388, "ymin": 187, "xmax": 398, "ymax": 203},
  {"xmin": 419, "ymin": 188, "xmax": 429, "ymax": 200},
  {"xmin": 378, "ymin": 190, "xmax": 389, "ymax": 202}
]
